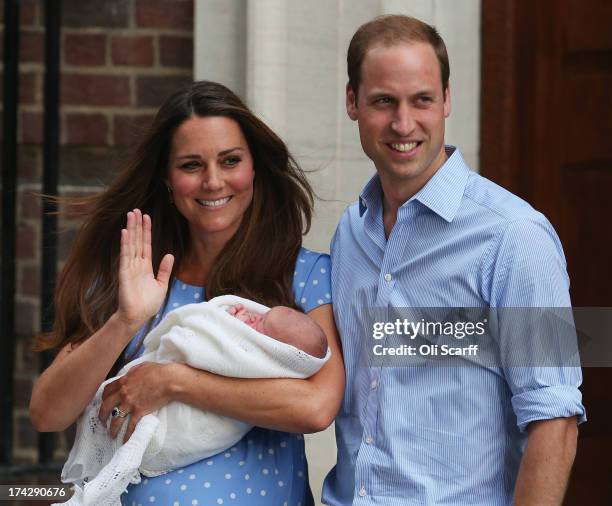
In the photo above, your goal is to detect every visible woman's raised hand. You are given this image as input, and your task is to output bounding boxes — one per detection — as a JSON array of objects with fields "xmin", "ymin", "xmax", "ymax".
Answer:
[{"xmin": 116, "ymin": 209, "xmax": 174, "ymax": 331}]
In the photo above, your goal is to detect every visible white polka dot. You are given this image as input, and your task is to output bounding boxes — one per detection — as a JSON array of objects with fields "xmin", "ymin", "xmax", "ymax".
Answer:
[
  {"xmin": 318, "ymin": 299, "xmax": 324, "ymax": 304},
  {"xmin": 246, "ymin": 488, "xmax": 252, "ymax": 494},
  {"xmin": 164, "ymin": 479, "xmax": 172, "ymax": 485},
  {"xmin": 224, "ymin": 452, "xmax": 231, "ymax": 458},
  {"xmin": 280, "ymin": 441, "xmax": 287, "ymax": 448},
  {"xmin": 178, "ymin": 469, "xmax": 184, "ymax": 474},
  {"xmin": 274, "ymin": 468, "xmax": 279, "ymax": 475},
  {"xmin": 244, "ymin": 474, "xmax": 250, "ymax": 480},
  {"xmin": 206, "ymin": 460, "xmax": 214, "ymax": 466},
  {"xmin": 143, "ymin": 479, "xmax": 149, "ymax": 485},
  {"xmin": 217, "ymin": 499, "xmax": 223, "ymax": 505},
  {"xmin": 284, "ymin": 502, "xmax": 288, "ymax": 506},
  {"xmin": 260, "ymin": 490, "xmax": 267, "ymax": 496},
  {"xmin": 312, "ymin": 279, "xmax": 319, "ymax": 285},
  {"xmin": 268, "ymin": 448, "xmax": 274, "ymax": 455},
  {"xmin": 262, "ymin": 468, "xmax": 269, "ymax": 475},
  {"xmin": 325, "ymin": 293, "xmax": 331, "ymax": 299},
  {"xmin": 320, "ymin": 268, "xmax": 326, "ymax": 273},
  {"xmin": 189, "ymin": 474, "xmax": 196, "ymax": 480},
  {"xmin": 299, "ymin": 282, "xmax": 305, "ymax": 287},
  {"xmin": 300, "ymin": 297, "xmax": 306, "ymax": 304},
  {"xmin": 231, "ymin": 447, "xmax": 238, "ymax": 452},
  {"xmin": 239, "ymin": 460, "xmax": 245, "ymax": 466},
  {"xmin": 180, "ymin": 484, "xmax": 187, "ymax": 491},
  {"xmin": 192, "ymin": 500, "xmax": 199, "ymax": 506},
  {"xmin": 294, "ymin": 271, "xmax": 297, "ymax": 276},
  {"xmin": 204, "ymin": 482, "xmax": 211, "ymax": 488},
  {"xmin": 148, "ymin": 497, "xmax": 155, "ymax": 503},
  {"xmin": 225, "ymin": 473, "xmax": 232, "ymax": 479},
  {"xmin": 299, "ymin": 259, "xmax": 305, "ymax": 263},
  {"xmin": 230, "ymin": 492, "xmax": 236, "ymax": 499},
  {"xmin": 174, "ymin": 502, "xmax": 180, "ymax": 506},
  {"xmin": 173, "ymin": 302, "xmax": 179, "ymax": 307},
  {"xmin": 278, "ymin": 480, "xmax": 284, "ymax": 487},
  {"xmin": 182, "ymin": 283, "xmax": 187, "ymax": 290},
  {"xmin": 298, "ymin": 471, "xmax": 304, "ymax": 477},
  {"xmin": 298, "ymin": 502, "xmax": 302, "ymax": 506},
  {"xmin": 296, "ymin": 434, "xmax": 303, "ymax": 440},
  {"xmin": 194, "ymin": 293, "xmax": 200, "ymax": 299}
]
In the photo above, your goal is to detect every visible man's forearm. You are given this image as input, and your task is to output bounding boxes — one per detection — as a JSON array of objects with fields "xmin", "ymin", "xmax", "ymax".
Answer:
[{"xmin": 513, "ymin": 417, "xmax": 578, "ymax": 505}]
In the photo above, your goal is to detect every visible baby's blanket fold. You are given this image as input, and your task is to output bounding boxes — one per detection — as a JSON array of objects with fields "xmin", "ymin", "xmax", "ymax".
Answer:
[{"xmin": 56, "ymin": 295, "xmax": 331, "ymax": 506}]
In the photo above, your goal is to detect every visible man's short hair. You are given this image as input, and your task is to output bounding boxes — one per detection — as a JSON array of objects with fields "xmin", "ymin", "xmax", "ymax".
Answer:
[{"xmin": 347, "ymin": 14, "xmax": 450, "ymax": 96}]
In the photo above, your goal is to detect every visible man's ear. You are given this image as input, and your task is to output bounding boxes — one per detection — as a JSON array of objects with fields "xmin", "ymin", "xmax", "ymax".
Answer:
[
  {"xmin": 346, "ymin": 83, "xmax": 358, "ymax": 121},
  {"xmin": 443, "ymin": 82, "xmax": 451, "ymax": 118}
]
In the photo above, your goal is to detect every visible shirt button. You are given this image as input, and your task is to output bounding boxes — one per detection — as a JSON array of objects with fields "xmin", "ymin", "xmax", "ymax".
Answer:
[
  {"xmin": 370, "ymin": 380, "xmax": 378, "ymax": 390},
  {"xmin": 384, "ymin": 273, "xmax": 392, "ymax": 282},
  {"xmin": 365, "ymin": 436, "xmax": 373, "ymax": 444},
  {"xmin": 358, "ymin": 487, "xmax": 367, "ymax": 497}
]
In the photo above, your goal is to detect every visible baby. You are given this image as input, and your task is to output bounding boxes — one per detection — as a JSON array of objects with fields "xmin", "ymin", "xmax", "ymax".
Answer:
[
  {"xmin": 228, "ymin": 303, "xmax": 328, "ymax": 358},
  {"xmin": 59, "ymin": 295, "xmax": 332, "ymax": 506}
]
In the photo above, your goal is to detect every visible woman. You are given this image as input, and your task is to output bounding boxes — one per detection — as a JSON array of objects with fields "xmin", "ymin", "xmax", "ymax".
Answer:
[{"xmin": 30, "ymin": 81, "xmax": 345, "ymax": 505}]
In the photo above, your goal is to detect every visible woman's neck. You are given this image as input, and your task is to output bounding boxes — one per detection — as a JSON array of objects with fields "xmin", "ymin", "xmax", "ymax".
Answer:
[{"xmin": 176, "ymin": 232, "xmax": 226, "ymax": 286}]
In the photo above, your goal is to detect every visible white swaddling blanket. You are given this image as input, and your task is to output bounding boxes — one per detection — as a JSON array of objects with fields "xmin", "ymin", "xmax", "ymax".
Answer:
[{"xmin": 57, "ymin": 295, "xmax": 331, "ymax": 506}]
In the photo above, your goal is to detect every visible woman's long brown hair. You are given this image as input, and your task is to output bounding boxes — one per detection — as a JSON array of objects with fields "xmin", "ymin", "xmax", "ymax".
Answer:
[{"xmin": 34, "ymin": 81, "xmax": 314, "ymax": 358}]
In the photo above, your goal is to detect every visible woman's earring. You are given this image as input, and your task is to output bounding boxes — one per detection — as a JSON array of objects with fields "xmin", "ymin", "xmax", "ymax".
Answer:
[{"xmin": 166, "ymin": 185, "xmax": 174, "ymax": 204}]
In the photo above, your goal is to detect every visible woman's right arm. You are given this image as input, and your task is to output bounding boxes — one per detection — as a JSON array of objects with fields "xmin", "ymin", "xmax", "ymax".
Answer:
[
  {"xmin": 29, "ymin": 314, "xmax": 140, "ymax": 432},
  {"xmin": 29, "ymin": 209, "xmax": 174, "ymax": 432}
]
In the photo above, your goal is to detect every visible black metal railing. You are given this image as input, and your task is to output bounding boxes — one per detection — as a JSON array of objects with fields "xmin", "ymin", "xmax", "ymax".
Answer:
[{"xmin": 0, "ymin": 0, "xmax": 61, "ymax": 471}]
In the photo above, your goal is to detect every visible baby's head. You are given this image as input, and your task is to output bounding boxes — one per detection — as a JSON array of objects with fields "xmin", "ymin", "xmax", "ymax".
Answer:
[{"xmin": 260, "ymin": 306, "xmax": 328, "ymax": 358}]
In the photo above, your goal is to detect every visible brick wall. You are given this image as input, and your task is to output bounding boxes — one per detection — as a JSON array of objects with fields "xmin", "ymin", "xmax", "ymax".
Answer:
[{"xmin": 0, "ymin": 0, "xmax": 194, "ymax": 464}]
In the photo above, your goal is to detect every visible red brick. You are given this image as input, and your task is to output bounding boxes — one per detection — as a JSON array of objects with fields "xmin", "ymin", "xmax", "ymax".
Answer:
[
  {"xmin": 65, "ymin": 113, "xmax": 109, "ymax": 146},
  {"xmin": 17, "ymin": 222, "xmax": 37, "ymax": 260},
  {"xmin": 16, "ymin": 413, "xmax": 38, "ymax": 449},
  {"xmin": 19, "ymin": 0, "xmax": 39, "ymax": 26},
  {"xmin": 113, "ymin": 113, "xmax": 155, "ymax": 147},
  {"xmin": 17, "ymin": 146, "xmax": 41, "ymax": 183},
  {"xmin": 58, "ymin": 226, "xmax": 79, "ymax": 262},
  {"xmin": 21, "ymin": 111, "xmax": 43, "ymax": 144},
  {"xmin": 60, "ymin": 146, "xmax": 122, "ymax": 185},
  {"xmin": 61, "ymin": 74, "xmax": 130, "ymax": 106},
  {"xmin": 20, "ymin": 190, "xmax": 42, "ymax": 219},
  {"xmin": 20, "ymin": 265, "xmax": 41, "ymax": 297},
  {"xmin": 111, "ymin": 36, "xmax": 154, "ymax": 67},
  {"xmin": 136, "ymin": 74, "xmax": 192, "ymax": 107},
  {"xmin": 160, "ymin": 35, "xmax": 193, "ymax": 68},
  {"xmin": 15, "ymin": 299, "xmax": 39, "ymax": 337},
  {"xmin": 20, "ymin": 31, "xmax": 44, "ymax": 63},
  {"xmin": 13, "ymin": 376, "xmax": 34, "ymax": 408},
  {"xmin": 135, "ymin": 0, "xmax": 194, "ymax": 30},
  {"xmin": 64, "ymin": 33, "xmax": 106, "ymax": 66},
  {"xmin": 62, "ymin": 0, "xmax": 129, "ymax": 28},
  {"xmin": 16, "ymin": 339, "xmax": 41, "ymax": 376},
  {"xmin": 20, "ymin": 72, "xmax": 38, "ymax": 104}
]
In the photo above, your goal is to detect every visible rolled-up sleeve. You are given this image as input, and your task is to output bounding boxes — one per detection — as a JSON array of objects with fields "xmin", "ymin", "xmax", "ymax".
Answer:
[{"xmin": 487, "ymin": 217, "xmax": 587, "ymax": 431}]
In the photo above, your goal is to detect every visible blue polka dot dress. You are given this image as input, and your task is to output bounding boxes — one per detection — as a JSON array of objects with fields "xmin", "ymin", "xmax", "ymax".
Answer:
[{"xmin": 121, "ymin": 248, "xmax": 331, "ymax": 506}]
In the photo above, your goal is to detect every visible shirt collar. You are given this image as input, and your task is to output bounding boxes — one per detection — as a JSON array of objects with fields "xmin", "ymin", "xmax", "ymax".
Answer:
[{"xmin": 358, "ymin": 145, "xmax": 471, "ymax": 223}]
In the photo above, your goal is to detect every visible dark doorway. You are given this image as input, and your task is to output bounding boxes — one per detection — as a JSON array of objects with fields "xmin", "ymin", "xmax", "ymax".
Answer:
[{"xmin": 481, "ymin": 0, "xmax": 612, "ymax": 503}]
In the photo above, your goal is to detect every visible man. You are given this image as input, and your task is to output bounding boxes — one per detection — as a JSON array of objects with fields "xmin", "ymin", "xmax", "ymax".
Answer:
[{"xmin": 323, "ymin": 15, "xmax": 585, "ymax": 506}]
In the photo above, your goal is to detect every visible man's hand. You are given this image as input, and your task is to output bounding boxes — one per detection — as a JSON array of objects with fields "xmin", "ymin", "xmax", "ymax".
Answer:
[{"xmin": 513, "ymin": 417, "xmax": 578, "ymax": 505}]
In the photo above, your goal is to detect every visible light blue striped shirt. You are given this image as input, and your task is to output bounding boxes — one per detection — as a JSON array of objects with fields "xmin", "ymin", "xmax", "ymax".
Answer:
[{"xmin": 322, "ymin": 147, "xmax": 586, "ymax": 506}]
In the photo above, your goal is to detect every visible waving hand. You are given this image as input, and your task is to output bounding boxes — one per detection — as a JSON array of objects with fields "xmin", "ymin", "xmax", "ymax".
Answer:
[{"xmin": 116, "ymin": 209, "xmax": 174, "ymax": 331}]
